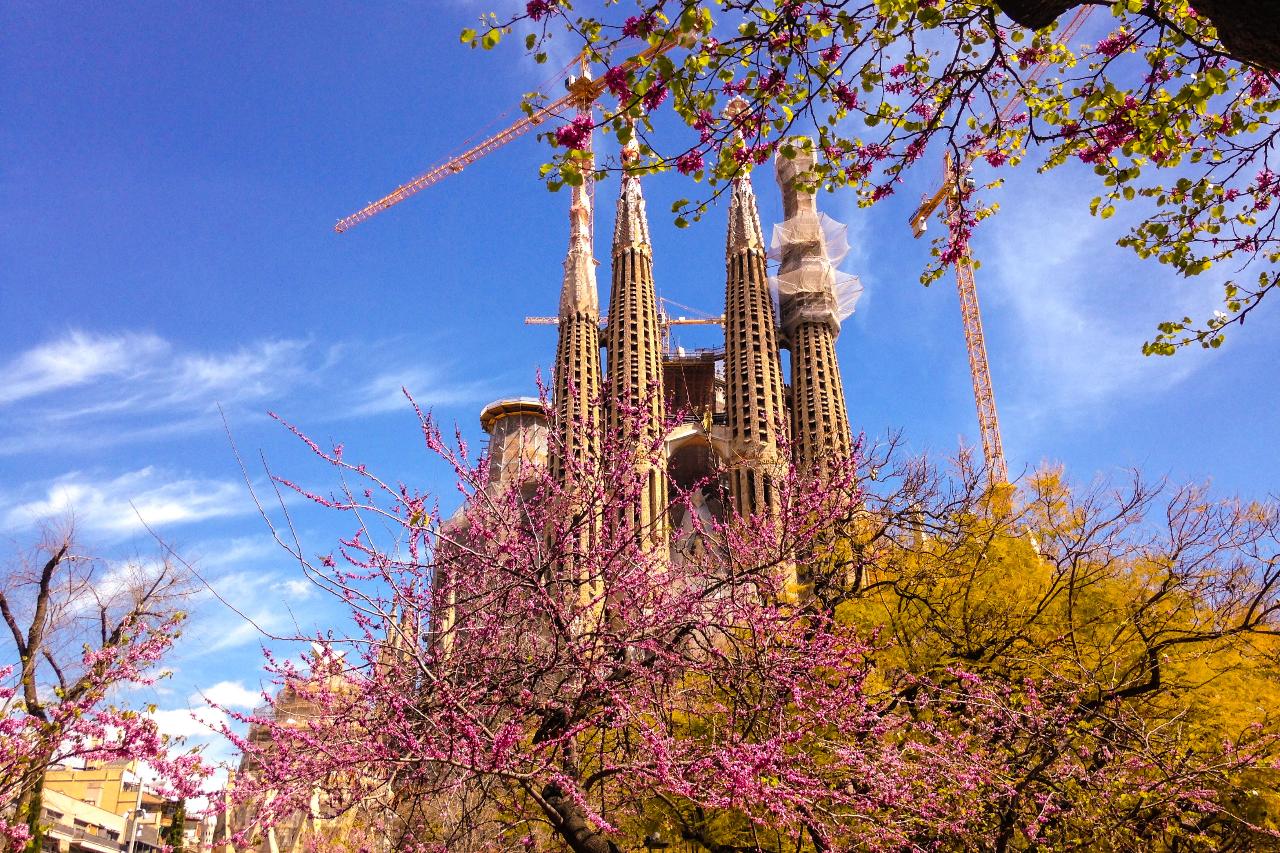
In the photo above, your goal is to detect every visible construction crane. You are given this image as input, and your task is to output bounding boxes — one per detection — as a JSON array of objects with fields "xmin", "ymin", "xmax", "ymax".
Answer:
[
  {"xmin": 335, "ymin": 39, "xmax": 681, "ymax": 234},
  {"xmin": 525, "ymin": 303, "xmax": 724, "ymax": 355},
  {"xmin": 908, "ymin": 8, "xmax": 1092, "ymax": 485}
]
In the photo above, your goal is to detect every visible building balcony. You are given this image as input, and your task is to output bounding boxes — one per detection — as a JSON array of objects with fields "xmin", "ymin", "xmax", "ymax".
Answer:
[{"xmin": 44, "ymin": 821, "xmax": 123, "ymax": 853}]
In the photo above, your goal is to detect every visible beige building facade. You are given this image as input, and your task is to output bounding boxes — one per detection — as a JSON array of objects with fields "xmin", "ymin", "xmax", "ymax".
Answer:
[{"xmin": 37, "ymin": 760, "xmax": 207, "ymax": 853}]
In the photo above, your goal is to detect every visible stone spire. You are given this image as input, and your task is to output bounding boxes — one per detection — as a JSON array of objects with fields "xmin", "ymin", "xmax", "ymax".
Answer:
[
  {"xmin": 612, "ymin": 169, "xmax": 651, "ymax": 250},
  {"xmin": 724, "ymin": 162, "xmax": 789, "ymax": 518},
  {"xmin": 560, "ymin": 177, "xmax": 598, "ymax": 317},
  {"xmin": 605, "ymin": 140, "xmax": 668, "ymax": 550},
  {"xmin": 375, "ymin": 595, "xmax": 419, "ymax": 678},
  {"xmin": 550, "ymin": 157, "xmax": 603, "ymax": 485},
  {"xmin": 774, "ymin": 145, "xmax": 853, "ymax": 473}
]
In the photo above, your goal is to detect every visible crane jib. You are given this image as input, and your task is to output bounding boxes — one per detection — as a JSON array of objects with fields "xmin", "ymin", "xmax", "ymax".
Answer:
[{"xmin": 333, "ymin": 37, "xmax": 682, "ymax": 233}]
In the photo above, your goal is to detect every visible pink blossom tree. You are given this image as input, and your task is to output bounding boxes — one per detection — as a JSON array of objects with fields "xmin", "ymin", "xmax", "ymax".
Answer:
[
  {"xmin": 463, "ymin": 1, "xmax": 1280, "ymax": 354},
  {"xmin": 221, "ymin": 402, "xmax": 1280, "ymax": 851},
  {"xmin": 0, "ymin": 527, "xmax": 208, "ymax": 852}
]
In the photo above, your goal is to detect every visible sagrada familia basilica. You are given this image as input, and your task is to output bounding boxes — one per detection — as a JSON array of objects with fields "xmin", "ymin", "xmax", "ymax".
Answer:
[{"xmin": 476, "ymin": 130, "xmax": 861, "ymax": 554}]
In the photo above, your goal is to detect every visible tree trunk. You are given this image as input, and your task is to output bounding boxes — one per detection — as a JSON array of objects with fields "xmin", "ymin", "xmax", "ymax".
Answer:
[
  {"xmin": 16, "ymin": 764, "xmax": 47, "ymax": 853},
  {"xmin": 541, "ymin": 781, "xmax": 621, "ymax": 853},
  {"xmin": 993, "ymin": 0, "xmax": 1280, "ymax": 73},
  {"xmin": 1192, "ymin": 0, "xmax": 1280, "ymax": 72},
  {"xmin": 992, "ymin": 0, "xmax": 1077, "ymax": 30}
]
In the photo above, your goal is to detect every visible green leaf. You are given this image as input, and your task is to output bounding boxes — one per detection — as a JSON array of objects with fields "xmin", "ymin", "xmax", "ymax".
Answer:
[{"xmin": 461, "ymin": 28, "xmax": 476, "ymax": 44}]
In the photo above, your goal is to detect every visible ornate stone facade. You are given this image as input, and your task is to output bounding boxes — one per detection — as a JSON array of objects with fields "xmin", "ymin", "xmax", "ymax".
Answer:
[
  {"xmin": 481, "ymin": 136, "xmax": 854, "ymax": 553},
  {"xmin": 604, "ymin": 160, "xmax": 669, "ymax": 550},
  {"xmin": 549, "ymin": 175, "xmax": 602, "ymax": 487},
  {"xmin": 723, "ymin": 171, "xmax": 789, "ymax": 517}
]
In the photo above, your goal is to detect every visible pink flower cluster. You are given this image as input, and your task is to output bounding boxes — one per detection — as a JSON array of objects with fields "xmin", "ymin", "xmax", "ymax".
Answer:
[
  {"xmin": 1094, "ymin": 29, "xmax": 1136, "ymax": 58},
  {"xmin": 1, "ymin": 614, "xmax": 211, "ymax": 839},
  {"xmin": 752, "ymin": 69, "xmax": 783, "ymax": 97},
  {"xmin": 642, "ymin": 78, "xmax": 668, "ymax": 111},
  {"xmin": 218, "ymin": 388, "xmax": 1280, "ymax": 851},
  {"xmin": 604, "ymin": 65, "xmax": 630, "ymax": 101},
  {"xmin": 525, "ymin": 0, "xmax": 555, "ymax": 21},
  {"xmin": 1078, "ymin": 96, "xmax": 1140, "ymax": 164},
  {"xmin": 1248, "ymin": 71, "xmax": 1272, "ymax": 100},
  {"xmin": 675, "ymin": 150, "xmax": 704, "ymax": 174},
  {"xmin": 554, "ymin": 113, "xmax": 593, "ymax": 150},
  {"xmin": 1015, "ymin": 46, "xmax": 1045, "ymax": 67},
  {"xmin": 622, "ymin": 14, "xmax": 656, "ymax": 39},
  {"xmin": 693, "ymin": 109, "xmax": 715, "ymax": 143},
  {"xmin": 832, "ymin": 82, "xmax": 859, "ymax": 110}
]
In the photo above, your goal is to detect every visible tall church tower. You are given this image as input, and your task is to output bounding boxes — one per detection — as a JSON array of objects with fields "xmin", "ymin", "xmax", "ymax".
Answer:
[
  {"xmin": 605, "ymin": 144, "xmax": 668, "ymax": 549},
  {"xmin": 774, "ymin": 147, "xmax": 853, "ymax": 473},
  {"xmin": 723, "ymin": 168, "xmax": 789, "ymax": 517},
  {"xmin": 549, "ymin": 167, "xmax": 603, "ymax": 487}
]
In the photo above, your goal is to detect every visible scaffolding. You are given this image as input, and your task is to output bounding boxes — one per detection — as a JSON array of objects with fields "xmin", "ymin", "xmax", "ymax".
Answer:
[{"xmin": 768, "ymin": 209, "xmax": 862, "ymax": 335}]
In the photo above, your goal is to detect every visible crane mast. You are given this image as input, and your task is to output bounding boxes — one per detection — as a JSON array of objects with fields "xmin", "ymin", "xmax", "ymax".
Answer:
[
  {"xmin": 909, "ymin": 7, "xmax": 1091, "ymax": 484},
  {"xmin": 952, "ymin": 233, "xmax": 1008, "ymax": 485}
]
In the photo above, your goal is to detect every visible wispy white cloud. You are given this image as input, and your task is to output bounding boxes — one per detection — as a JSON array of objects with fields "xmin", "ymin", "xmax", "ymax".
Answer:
[
  {"xmin": 2, "ymin": 466, "xmax": 249, "ymax": 537},
  {"xmin": 0, "ymin": 417, "xmax": 211, "ymax": 457},
  {"xmin": 273, "ymin": 578, "xmax": 316, "ymax": 600},
  {"xmin": 0, "ymin": 332, "xmax": 307, "ymax": 412},
  {"xmin": 0, "ymin": 331, "xmax": 488, "ymax": 455},
  {"xmin": 191, "ymin": 536, "xmax": 281, "ymax": 573},
  {"xmin": 179, "ymin": 565, "xmax": 340, "ymax": 656},
  {"xmin": 194, "ymin": 680, "xmax": 263, "ymax": 710},
  {"xmin": 149, "ymin": 705, "xmax": 229, "ymax": 739},
  {"xmin": 206, "ymin": 619, "xmax": 274, "ymax": 652},
  {"xmin": 0, "ymin": 331, "xmax": 313, "ymax": 456},
  {"xmin": 351, "ymin": 367, "xmax": 498, "ymax": 415},
  {"xmin": 0, "ymin": 331, "xmax": 168, "ymax": 405},
  {"xmin": 975, "ymin": 165, "xmax": 1218, "ymax": 430},
  {"xmin": 169, "ymin": 339, "xmax": 311, "ymax": 405}
]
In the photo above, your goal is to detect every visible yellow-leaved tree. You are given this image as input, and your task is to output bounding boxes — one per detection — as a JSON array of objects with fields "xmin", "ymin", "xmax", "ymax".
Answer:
[{"xmin": 825, "ymin": 443, "xmax": 1280, "ymax": 851}]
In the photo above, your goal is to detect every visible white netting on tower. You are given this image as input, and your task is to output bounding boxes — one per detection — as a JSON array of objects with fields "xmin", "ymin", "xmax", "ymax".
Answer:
[
  {"xmin": 832, "ymin": 270, "xmax": 863, "ymax": 320},
  {"xmin": 769, "ymin": 211, "xmax": 862, "ymax": 333},
  {"xmin": 770, "ymin": 265, "xmax": 863, "ymax": 329},
  {"xmin": 768, "ymin": 211, "xmax": 850, "ymax": 266}
]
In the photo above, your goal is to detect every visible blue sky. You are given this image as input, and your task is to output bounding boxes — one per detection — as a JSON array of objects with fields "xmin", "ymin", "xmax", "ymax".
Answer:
[{"xmin": 2, "ymin": 2, "xmax": 1277, "ymax": 772}]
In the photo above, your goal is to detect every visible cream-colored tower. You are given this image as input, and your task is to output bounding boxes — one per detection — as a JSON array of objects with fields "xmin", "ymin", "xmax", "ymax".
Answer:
[
  {"xmin": 550, "ymin": 170, "xmax": 603, "ymax": 485},
  {"xmin": 774, "ymin": 147, "xmax": 853, "ymax": 473},
  {"xmin": 724, "ymin": 170, "xmax": 789, "ymax": 517},
  {"xmin": 548, "ymin": 159, "xmax": 605, "ymax": 597},
  {"xmin": 605, "ymin": 150, "xmax": 668, "ymax": 549}
]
